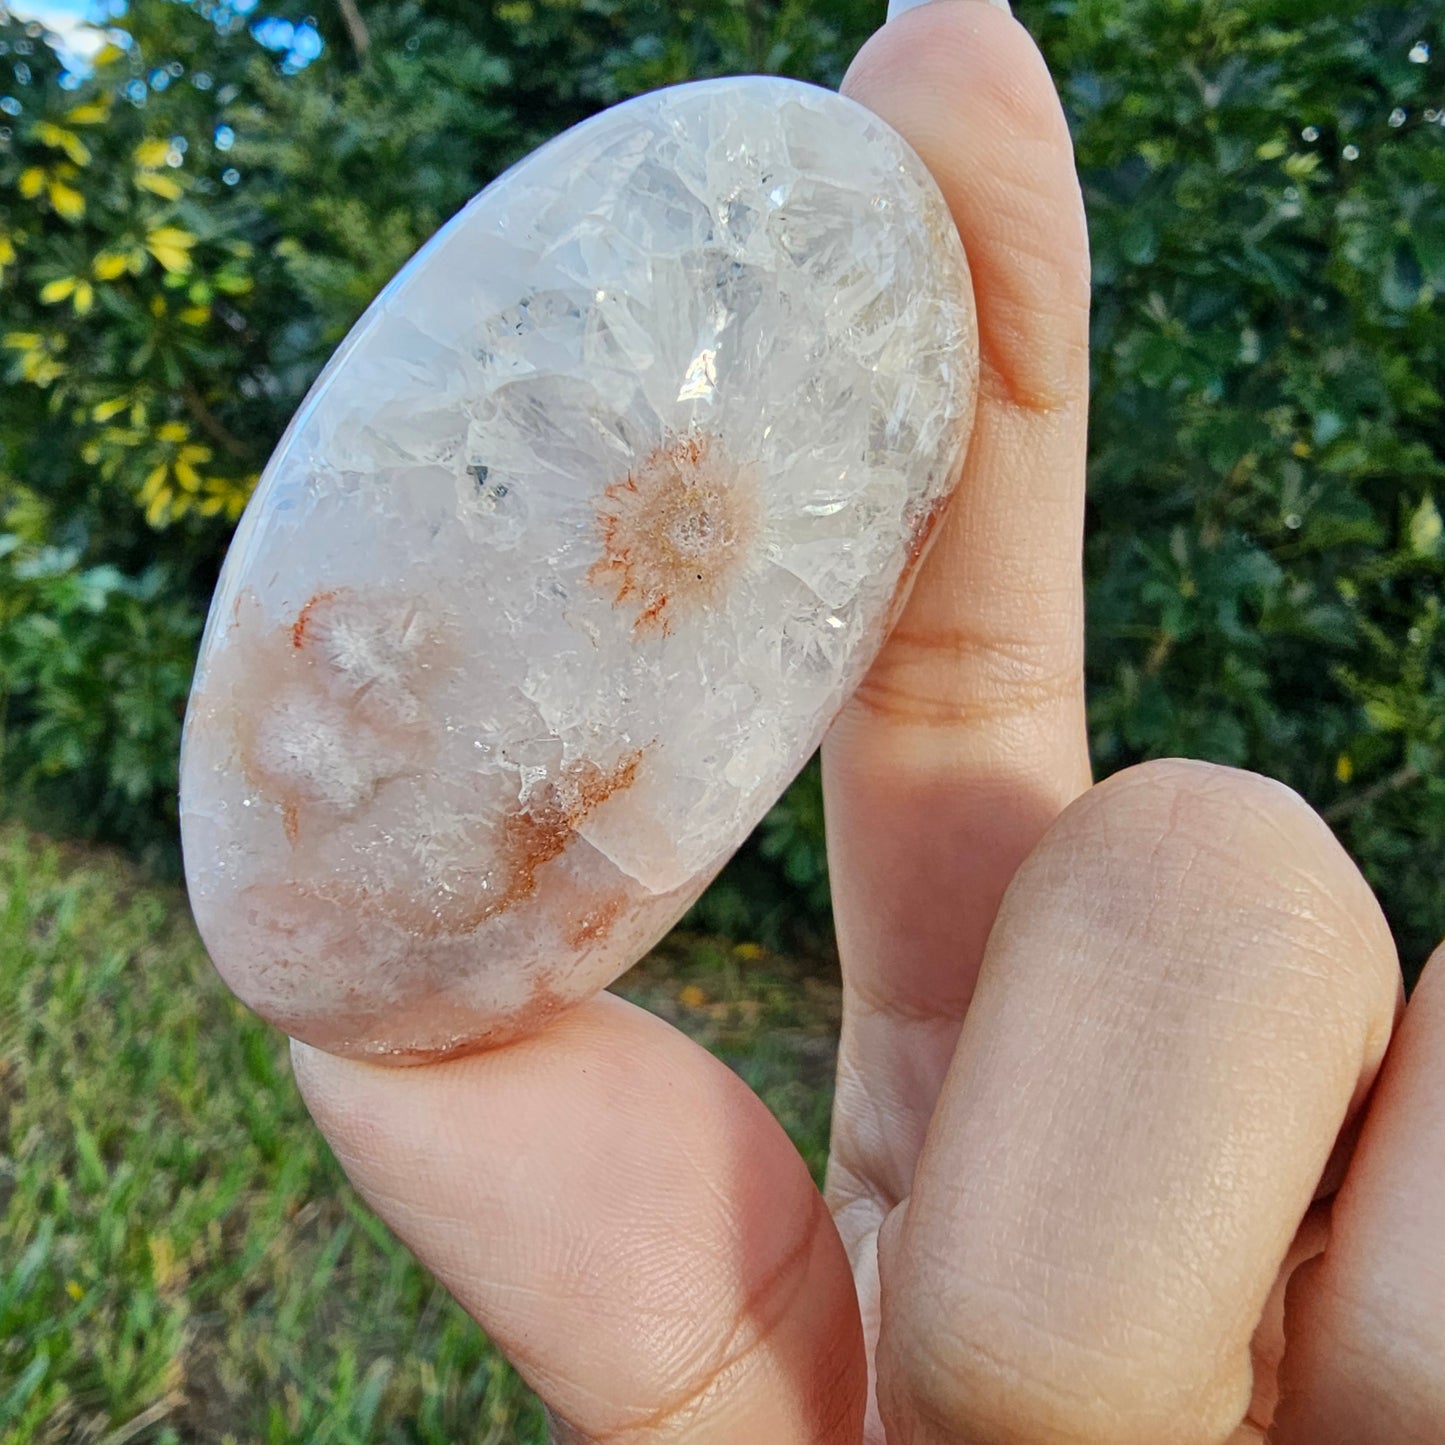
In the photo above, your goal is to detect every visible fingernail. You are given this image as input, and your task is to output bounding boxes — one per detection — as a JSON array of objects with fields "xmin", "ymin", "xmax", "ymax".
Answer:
[{"xmin": 887, "ymin": 0, "xmax": 1012, "ymax": 19}]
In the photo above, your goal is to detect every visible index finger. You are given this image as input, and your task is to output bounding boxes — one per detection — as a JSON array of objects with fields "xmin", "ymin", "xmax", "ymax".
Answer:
[{"xmin": 823, "ymin": 0, "xmax": 1093, "ymax": 1232}]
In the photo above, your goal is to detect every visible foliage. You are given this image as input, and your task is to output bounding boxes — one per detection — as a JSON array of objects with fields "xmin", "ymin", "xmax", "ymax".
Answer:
[
  {"xmin": 0, "ymin": 0, "xmax": 1442, "ymax": 970},
  {"xmin": 1059, "ymin": 0, "xmax": 1445, "ymax": 976},
  {"xmin": 0, "ymin": 491, "xmax": 199, "ymax": 855},
  {"xmin": 0, "ymin": 826, "xmax": 832, "ymax": 1437}
]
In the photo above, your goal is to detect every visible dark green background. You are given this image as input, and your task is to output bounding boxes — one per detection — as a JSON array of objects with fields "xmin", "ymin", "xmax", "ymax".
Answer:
[{"xmin": 2, "ymin": 0, "xmax": 1442, "ymax": 977}]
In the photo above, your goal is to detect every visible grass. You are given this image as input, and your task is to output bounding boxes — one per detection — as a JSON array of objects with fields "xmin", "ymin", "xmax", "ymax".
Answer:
[{"xmin": 0, "ymin": 829, "xmax": 839, "ymax": 1443}]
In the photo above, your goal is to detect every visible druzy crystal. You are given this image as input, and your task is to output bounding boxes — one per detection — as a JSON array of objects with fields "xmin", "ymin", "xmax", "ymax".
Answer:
[{"xmin": 180, "ymin": 76, "xmax": 978, "ymax": 1060}]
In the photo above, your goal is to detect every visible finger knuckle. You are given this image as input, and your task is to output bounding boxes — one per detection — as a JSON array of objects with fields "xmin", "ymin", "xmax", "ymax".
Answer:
[
  {"xmin": 850, "ymin": 622, "xmax": 1083, "ymax": 730},
  {"xmin": 1033, "ymin": 759, "xmax": 1398, "ymax": 1026},
  {"xmin": 582, "ymin": 1190, "xmax": 860, "ymax": 1443},
  {"xmin": 884, "ymin": 1284, "xmax": 1248, "ymax": 1445}
]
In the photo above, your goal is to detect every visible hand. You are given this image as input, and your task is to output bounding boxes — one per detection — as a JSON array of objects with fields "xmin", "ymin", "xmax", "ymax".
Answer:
[{"xmin": 292, "ymin": 4, "xmax": 1445, "ymax": 1441}]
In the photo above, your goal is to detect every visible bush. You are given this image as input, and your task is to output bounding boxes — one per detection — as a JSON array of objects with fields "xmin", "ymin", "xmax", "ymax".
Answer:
[
  {"xmin": 1, "ymin": 0, "xmax": 1441, "ymax": 972},
  {"xmin": 1070, "ymin": 0, "xmax": 1445, "ymax": 977},
  {"xmin": 0, "ymin": 516, "xmax": 199, "ymax": 860}
]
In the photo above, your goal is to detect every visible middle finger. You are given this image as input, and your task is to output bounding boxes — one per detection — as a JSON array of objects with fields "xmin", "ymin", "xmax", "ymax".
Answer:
[{"xmin": 879, "ymin": 760, "xmax": 1400, "ymax": 1445}]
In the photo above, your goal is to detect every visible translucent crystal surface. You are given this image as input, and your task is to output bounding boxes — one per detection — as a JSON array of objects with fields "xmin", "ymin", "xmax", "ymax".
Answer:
[{"xmin": 179, "ymin": 76, "xmax": 977, "ymax": 1060}]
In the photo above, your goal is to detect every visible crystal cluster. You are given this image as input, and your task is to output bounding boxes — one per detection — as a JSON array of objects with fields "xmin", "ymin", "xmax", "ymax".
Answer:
[{"xmin": 179, "ymin": 76, "xmax": 978, "ymax": 1060}]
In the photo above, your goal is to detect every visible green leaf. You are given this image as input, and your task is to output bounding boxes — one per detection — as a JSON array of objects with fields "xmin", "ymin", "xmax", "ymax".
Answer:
[{"xmin": 1407, "ymin": 494, "xmax": 1442, "ymax": 558}]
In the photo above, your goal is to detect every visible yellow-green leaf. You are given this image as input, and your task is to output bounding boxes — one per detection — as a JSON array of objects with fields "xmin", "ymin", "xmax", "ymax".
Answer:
[
  {"xmin": 147, "ymin": 226, "xmax": 196, "ymax": 250},
  {"xmin": 147, "ymin": 245, "xmax": 192, "ymax": 276},
  {"xmin": 48, "ymin": 181, "xmax": 86, "ymax": 222},
  {"xmin": 1364, "ymin": 699, "xmax": 1403, "ymax": 730},
  {"xmin": 1408, "ymin": 494, "xmax": 1442, "ymax": 557},
  {"xmin": 134, "ymin": 138, "xmax": 172, "ymax": 169},
  {"xmin": 136, "ymin": 171, "xmax": 184, "ymax": 200},
  {"xmin": 66, "ymin": 97, "xmax": 112, "ymax": 125},
  {"xmin": 93, "ymin": 251, "xmax": 130, "ymax": 281},
  {"xmin": 36, "ymin": 122, "xmax": 91, "ymax": 166},
  {"xmin": 140, "ymin": 463, "xmax": 169, "ymax": 502},
  {"xmin": 144, "ymin": 488, "xmax": 172, "ymax": 527}
]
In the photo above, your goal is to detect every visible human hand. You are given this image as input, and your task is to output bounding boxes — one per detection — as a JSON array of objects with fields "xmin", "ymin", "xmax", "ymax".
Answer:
[{"xmin": 292, "ymin": 4, "xmax": 1445, "ymax": 1440}]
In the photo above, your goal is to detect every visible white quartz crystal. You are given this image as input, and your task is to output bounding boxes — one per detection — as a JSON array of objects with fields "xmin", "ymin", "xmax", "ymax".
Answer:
[{"xmin": 180, "ymin": 76, "xmax": 977, "ymax": 1060}]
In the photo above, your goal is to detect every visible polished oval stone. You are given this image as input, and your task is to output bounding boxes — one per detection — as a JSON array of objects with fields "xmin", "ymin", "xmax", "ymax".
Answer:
[{"xmin": 180, "ymin": 75, "xmax": 978, "ymax": 1061}]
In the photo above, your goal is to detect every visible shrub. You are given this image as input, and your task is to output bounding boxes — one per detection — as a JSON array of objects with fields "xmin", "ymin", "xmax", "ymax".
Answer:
[
  {"xmin": 1068, "ymin": 0, "xmax": 1445, "ymax": 976},
  {"xmin": 1, "ymin": 0, "xmax": 1441, "ymax": 972},
  {"xmin": 0, "ymin": 499, "xmax": 199, "ymax": 861}
]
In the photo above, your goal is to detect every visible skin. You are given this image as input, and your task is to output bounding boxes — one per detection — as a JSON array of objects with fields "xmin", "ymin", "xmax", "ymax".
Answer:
[{"xmin": 292, "ymin": 4, "xmax": 1445, "ymax": 1440}]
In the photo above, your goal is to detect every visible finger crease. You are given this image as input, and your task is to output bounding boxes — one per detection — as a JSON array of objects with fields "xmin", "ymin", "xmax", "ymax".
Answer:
[
  {"xmin": 585, "ymin": 1191, "xmax": 832, "ymax": 1443},
  {"xmin": 849, "ymin": 660, "xmax": 1081, "ymax": 729}
]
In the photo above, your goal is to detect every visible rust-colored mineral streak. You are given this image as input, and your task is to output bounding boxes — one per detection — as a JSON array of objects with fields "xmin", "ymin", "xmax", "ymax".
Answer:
[
  {"xmin": 290, "ymin": 589, "xmax": 338, "ymax": 650},
  {"xmin": 883, "ymin": 490, "xmax": 956, "ymax": 634},
  {"xmin": 287, "ymin": 973, "xmax": 573, "ymax": 1065},
  {"xmin": 588, "ymin": 433, "xmax": 759, "ymax": 636},
  {"xmin": 296, "ymin": 751, "xmax": 644, "ymax": 941},
  {"xmin": 493, "ymin": 752, "xmax": 644, "ymax": 919},
  {"xmin": 565, "ymin": 893, "xmax": 626, "ymax": 950},
  {"xmin": 224, "ymin": 588, "xmax": 447, "ymax": 841},
  {"xmin": 214, "ymin": 590, "xmax": 644, "ymax": 942}
]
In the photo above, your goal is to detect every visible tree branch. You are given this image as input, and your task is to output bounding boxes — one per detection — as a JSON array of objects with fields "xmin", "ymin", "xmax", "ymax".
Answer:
[
  {"xmin": 1323, "ymin": 763, "xmax": 1422, "ymax": 824},
  {"xmin": 181, "ymin": 382, "xmax": 248, "ymax": 459},
  {"xmin": 336, "ymin": 0, "xmax": 370, "ymax": 63}
]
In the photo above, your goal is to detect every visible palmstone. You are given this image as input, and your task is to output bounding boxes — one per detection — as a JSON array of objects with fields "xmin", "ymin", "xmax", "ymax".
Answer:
[{"xmin": 179, "ymin": 76, "xmax": 978, "ymax": 1061}]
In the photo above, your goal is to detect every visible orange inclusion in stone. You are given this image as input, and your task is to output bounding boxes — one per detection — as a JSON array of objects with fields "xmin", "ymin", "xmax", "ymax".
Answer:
[{"xmin": 588, "ymin": 432, "xmax": 759, "ymax": 636}]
